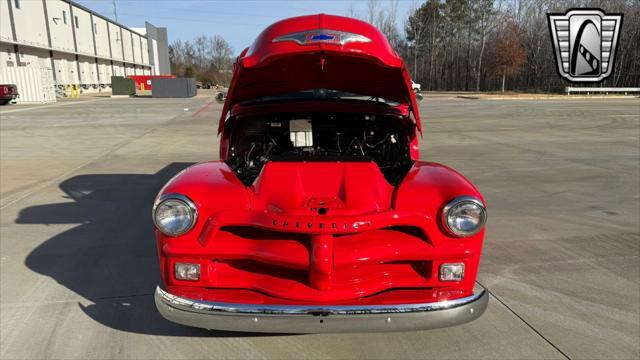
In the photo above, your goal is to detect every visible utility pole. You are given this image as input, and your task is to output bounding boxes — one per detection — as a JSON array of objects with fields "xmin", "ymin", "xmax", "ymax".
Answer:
[
  {"xmin": 413, "ymin": 20, "xmax": 425, "ymax": 80},
  {"xmin": 112, "ymin": 0, "xmax": 118, "ymax": 22},
  {"xmin": 413, "ymin": 30, "xmax": 418, "ymax": 78}
]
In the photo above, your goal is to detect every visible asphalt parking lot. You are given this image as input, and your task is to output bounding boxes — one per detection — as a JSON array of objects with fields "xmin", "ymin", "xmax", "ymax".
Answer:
[{"xmin": 1, "ymin": 94, "xmax": 638, "ymax": 359}]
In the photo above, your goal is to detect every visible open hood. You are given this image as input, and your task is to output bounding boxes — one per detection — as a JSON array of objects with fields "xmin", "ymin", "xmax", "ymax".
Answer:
[{"xmin": 219, "ymin": 14, "xmax": 421, "ymax": 133}]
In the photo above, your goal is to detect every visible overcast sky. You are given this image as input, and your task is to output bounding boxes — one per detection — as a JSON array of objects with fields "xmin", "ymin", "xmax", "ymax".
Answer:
[{"xmin": 75, "ymin": 0, "xmax": 416, "ymax": 55}]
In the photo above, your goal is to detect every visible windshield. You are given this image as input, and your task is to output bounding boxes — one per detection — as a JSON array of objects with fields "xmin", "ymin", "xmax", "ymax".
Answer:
[{"xmin": 239, "ymin": 88, "xmax": 400, "ymax": 106}]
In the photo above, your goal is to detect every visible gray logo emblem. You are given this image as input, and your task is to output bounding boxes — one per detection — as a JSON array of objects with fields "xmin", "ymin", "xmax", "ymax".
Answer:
[
  {"xmin": 272, "ymin": 30, "xmax": 371, "ymax": 46},
  {"xmin": 548, "ymin": 9, "xmax": 622, "ymax": 82}
]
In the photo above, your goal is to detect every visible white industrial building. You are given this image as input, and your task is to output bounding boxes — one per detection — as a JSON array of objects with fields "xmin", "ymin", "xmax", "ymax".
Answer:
[{"xmin": 0, "ymin": 0, "xmax": 170, "ymax": 102}]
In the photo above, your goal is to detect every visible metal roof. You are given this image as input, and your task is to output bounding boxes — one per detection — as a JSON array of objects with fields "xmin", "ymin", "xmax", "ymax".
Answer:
[{"xmin": 63, "ymin": 0, "xmax": 149, "ymax": 38}]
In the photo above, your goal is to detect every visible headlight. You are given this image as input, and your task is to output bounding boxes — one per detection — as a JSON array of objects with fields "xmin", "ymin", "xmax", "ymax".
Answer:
[
  {"xmin": 153, "ymin": 194, "xmax": 197, "ymax": 236},
  {"xmin": 442, "ymin": 196, "xmax": 486, "ymax": 237}
]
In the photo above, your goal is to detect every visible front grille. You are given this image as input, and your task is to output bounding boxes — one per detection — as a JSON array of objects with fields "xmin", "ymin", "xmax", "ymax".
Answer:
[{"xmin": 205, "ymin": 225, "xmax": 436, "ymax": 301}]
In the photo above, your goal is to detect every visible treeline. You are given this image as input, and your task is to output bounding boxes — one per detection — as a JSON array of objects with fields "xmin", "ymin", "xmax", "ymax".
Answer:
[
  {"xmin": 394, "ymin": 0, "xmax": 640, "ymax": 91},
  {"xmin": 170, "ymin": 0, "xmax": 639, "ymax": 91},
  {"xmin": 168, "ymin": 35, "xmax": 234, "ymax": 85}
]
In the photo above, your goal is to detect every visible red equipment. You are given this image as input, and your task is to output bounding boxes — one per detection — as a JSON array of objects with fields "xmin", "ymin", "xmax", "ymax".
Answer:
[{"xmin": 128, "ymin": 75, "xmax": 175, "ymax": 90}]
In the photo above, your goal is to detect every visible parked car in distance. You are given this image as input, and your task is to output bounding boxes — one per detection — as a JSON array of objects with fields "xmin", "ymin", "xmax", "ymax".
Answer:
[
  {"xmin": 214, "ymin": 90, "xmax": 227, "ymax": 102},
  {"xmin": 196, "ymin": 81, "xmax": 213, "ymax": 89},
  {"xmin": 411, "ymin": 80, "xmax": 421, "ymax": 93},
  {"xmin": 152, "ymin": 14, "xmax": 488, "ymax": 333},
  {"xmin": 0, "ymin": 84, "xmax": 18, "ymax": 105}
]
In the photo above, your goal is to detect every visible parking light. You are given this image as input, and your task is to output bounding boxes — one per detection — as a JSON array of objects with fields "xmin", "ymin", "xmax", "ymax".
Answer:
[
  {"xmin": 440, "ymin": 263, "xmax": 464, "ymax": 281},
  {"xmin": 175, "ymin": 262, "xmax": 200, "ymax": 281}
]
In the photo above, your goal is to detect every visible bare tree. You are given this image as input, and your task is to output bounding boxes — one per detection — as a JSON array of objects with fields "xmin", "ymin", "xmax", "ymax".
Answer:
[
  {"xmin": 399, "ymin": 0, "xmax": 638, "ymax": 92},
  {"xmin": 346, "ymin": 3, "xmax": 358, "ymax": 18},
  {"xmin": 210, "ymin": 35, "xmax": 234, "ymax": 71},
  {"xmin": 169, "ymin": 35, "xmax": 234, "ymax": 85},
  {"xmin": 366, "ymin": 0, "xmax": 381, "ymax": 25},
  {"xmin": 487, "ymin": 16, "xmax": 526, "ymax": 92},
  {"xmin": 194, "ymin": 35, "xmax": 208, "ymax": 69},
  {"xmin": 349, "ymin": 0, "xmax": 405, "ymax": 53},
  {"xmin": 473, "ymin": 0, "xmax": 502, "ymax": 91}
]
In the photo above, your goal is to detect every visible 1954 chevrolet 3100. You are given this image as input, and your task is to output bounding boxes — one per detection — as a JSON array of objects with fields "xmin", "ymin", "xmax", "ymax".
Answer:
[{"xmin": 153, "ymin": 14, "xmax": 488, "ymax": 333}]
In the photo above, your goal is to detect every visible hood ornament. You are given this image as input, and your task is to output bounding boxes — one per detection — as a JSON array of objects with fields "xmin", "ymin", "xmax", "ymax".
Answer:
[{"xmin": 273, "ymin": 29, "xmax": 371, "ymax": 46}]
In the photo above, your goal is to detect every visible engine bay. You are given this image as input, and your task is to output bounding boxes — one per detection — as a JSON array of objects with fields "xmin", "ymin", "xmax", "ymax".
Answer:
[{"xmin": 226, "ymin": 112, "xmax": 415, "ymax": 185}]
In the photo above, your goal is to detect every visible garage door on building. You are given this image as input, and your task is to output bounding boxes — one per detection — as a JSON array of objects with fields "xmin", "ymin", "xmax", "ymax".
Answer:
[
  {"xmin": 124, "ymin": 63, "xmax": 135, "ymax": 76},
  {"xmin": 97, "ymin": 60, "xmax": 112, "ymax": 85},
  {"xmin": 53, "ymin": 52, "xmax": 78, "ymax": 84},
  {"xmin": 78, "ymin": 56, "xmax": 98, "ymax": 85},
  {"xmin": 112, "ymin": 61, "xmax": 124, "ymax": 77}
]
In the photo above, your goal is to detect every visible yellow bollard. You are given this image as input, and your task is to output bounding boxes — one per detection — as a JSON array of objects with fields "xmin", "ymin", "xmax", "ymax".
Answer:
[
  {"xmin": 74, "ymin": 84, "xmax": 79, "ymax": 97},
  {"xmin": 141, "ymin": 83, "xmax": 145, "ymax": 91}
]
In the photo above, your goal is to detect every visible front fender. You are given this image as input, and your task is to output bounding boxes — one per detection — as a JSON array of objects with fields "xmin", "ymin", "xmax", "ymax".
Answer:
[
  {"xmin": 394, "ymin": 161, "xmax": 485, "ymax": 236},
  {"xmin": 157, "ymin": 161, "xmax": 250, "ymax": 212},
  {"xmin": 154, "ymin": 161, "xmax": 251, "ymax": 284}
]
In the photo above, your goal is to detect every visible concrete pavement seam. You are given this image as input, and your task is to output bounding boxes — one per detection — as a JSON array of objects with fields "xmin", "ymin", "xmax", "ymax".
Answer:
[
  {"xmin": 87, "ymin": 292, "xmax": 154, "ymax": 302},
  {"xmin": 0, "ymin": 97, "xmax": 207, "ymax": 210},
  {"xmin": 0, "ymin": 97, "xmax": 111, "ymax": 114},
  {"xmin": 479, "ymin": 280, "xmax": 572, "ymax": 360},
  {"xmin": 0, "ymin": 130, "xmax": 155, "ymax": 211}
]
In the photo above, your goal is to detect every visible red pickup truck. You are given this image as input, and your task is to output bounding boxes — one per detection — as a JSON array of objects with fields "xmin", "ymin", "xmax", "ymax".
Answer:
[
  {"xmin": 0, "ymin": 84, "xmax": 18, "ymax": 105},
  {"xmin": 152, "ymin": 14, "xmax": 488, "ymax": 333}
]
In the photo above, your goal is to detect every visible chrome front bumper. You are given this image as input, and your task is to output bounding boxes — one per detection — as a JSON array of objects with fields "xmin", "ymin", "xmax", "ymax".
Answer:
[{"xmin": 155, "ymin": 285, "xmax": 489, "ymax": 333}]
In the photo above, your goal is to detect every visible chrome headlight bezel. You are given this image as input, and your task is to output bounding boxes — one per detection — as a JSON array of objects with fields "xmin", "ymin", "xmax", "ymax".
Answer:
[
  {"xmin": 152, "ymin": 193, "xmax": 198, "ymax": 237},
  {"xmin": 442, "ymin": 196, "xmax": 487, "ymax": 237}
]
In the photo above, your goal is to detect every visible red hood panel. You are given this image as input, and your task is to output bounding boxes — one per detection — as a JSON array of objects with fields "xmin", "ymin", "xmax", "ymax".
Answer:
[
  {"xmin": 219, "ymin": 14, "xmax": 421, "ymax": 134},
  {"xmin": 231, "ymin": 53, "xmax": 410, "ymax": 104},
  {"xmin": 250, "ymin": 162, "xmax": 393, "ymax": 216}
]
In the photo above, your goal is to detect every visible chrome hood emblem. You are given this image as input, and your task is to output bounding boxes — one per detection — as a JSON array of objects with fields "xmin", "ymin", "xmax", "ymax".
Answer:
[{"xmin": 273, "ymin": 29, "xmax": 371, "ymax": 46}]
